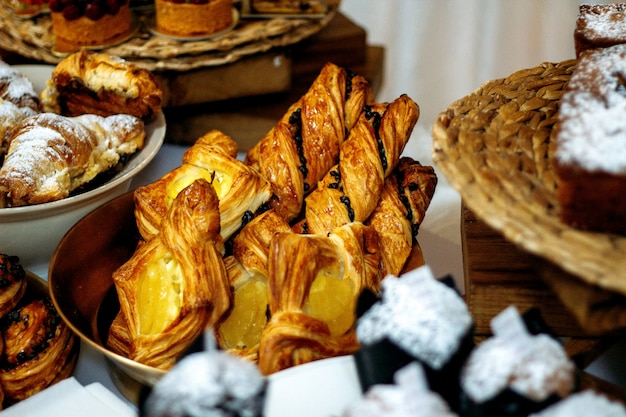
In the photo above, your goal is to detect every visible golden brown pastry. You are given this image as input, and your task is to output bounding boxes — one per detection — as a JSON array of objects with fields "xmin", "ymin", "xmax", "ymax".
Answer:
[
  {"xmin": 257, "ymin": 223, "xmax": 381, "ymax": 374},
  {"xmin": 112, "ymin": 179, "xmax": 232, "ymax": 369},
  {"xmin": 0, "ymin": 99, "xmax": 36, "ymax": 164},
  {"xmin": 0, "ymin": 62, "xmax": 41, "ymax": 114},
  {"xmin": 245, "ymin": 62, "xmax": 372, "ymax": 222},
  {"xmin": 0, "ymin": 254, "xmax": 26, "ymax": 318},
  {"xmin": 0, "ymin": 112, "xmax": 145, "ymax": 207},
  {"xmin": 40, "ymin": 50, "xmax": 163, "ymax": 122},
  {"xmin": 106, "ymin": 310, "xmax": 132, "ymax": 358},
  {"xmin": 0, "ymin": 298, "xmax": 79, "ymax": 405},
  {"xmin": 134, "ymin": 130, "xmax": 271, "ymax": 241},
  {"xmin": 305, "ymin": 95, "xmax": 420, "ymax": 235},
  {"xmin": 367, "ymin": 157, "xmax": 437, "ymax": 277}
]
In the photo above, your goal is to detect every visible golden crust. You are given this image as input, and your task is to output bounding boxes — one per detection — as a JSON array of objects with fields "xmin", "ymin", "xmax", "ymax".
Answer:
[
  {"xmin": 41, "ymin": 50, "xmax": 163, "ymax": 122},
  {"xmin": 155, "ymin": 0, "xmax": 233, "ymax": 37}
]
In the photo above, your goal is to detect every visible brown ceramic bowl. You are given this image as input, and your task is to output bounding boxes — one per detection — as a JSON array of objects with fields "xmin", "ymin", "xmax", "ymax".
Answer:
[{"xmin": 48, "ymin": 191, "xmax": 166, "ymax": 403}]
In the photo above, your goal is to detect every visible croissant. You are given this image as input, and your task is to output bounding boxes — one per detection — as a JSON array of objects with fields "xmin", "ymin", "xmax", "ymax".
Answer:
[
  {"xmin": 112, "ymin": 179, "xmax": 232, "ymax": 369},
  {"xmin": 0, "ymin": 62, "xmax": 41, "ymax": 114},
  {"xmin": 0, "ymin": 112, "xmax": 145, "ymax": 207},
  {"xmin": 367, "ymin": 157, "xmax": 437, "ymax": 277},
  {"xmin": 257, "ymin": 223, "xmax": 381, "ymax": 374},
  {"xmin": 245, "ymin": 62, "xmax": 372, "ymax": 222},
  {"xmin": 0, "ymin": 99, "xmax": 36, "ymax": 164},
  {"xmin": 305, "ymin": 95, "xmax": 420, "ymax": 235},
  {"xmin": 134, "ymin": 130, "xmax": 271, "ymax": 241},
  {"xmin": 40, "ymin": 50, "xmax": 163, "ymax": 122},
  {"xmin": 0, "ymin": 298, "xmax": 79, "ymax": 405}
]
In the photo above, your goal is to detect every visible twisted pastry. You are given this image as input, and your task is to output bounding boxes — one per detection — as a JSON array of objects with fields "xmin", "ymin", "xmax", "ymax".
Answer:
[
  {"xmin": 305, "ymin": 94, "xmax": 420, "ymax": 235},
  {"xmin": 112, "ymin": 179, "xmax": 232, "ymax": 369},
  {"xmin": 0, "ymin": 112, "xmax": 145, "ymax": 207},
  {"xmin": 134, "ymin": 130, "xmax": 271, "ymax": 241},
  {"xmin": 257, "ymin": 223, "xmax": 381, "ymax": 374},
  {"xmin": 367, "ymin": 157, "xmax": 437, "ymax": 277},
  {"xmin": 245, "ymin": 62, "xmax": 372, "ymax": 222}
]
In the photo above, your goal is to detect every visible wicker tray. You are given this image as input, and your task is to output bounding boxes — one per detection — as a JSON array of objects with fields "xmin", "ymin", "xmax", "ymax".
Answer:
[
  {"xmin": 0, "ymin": 1, "xmax": 339, "ymax": 71},
  {"xmin": 432, "ymin": 60, "xmax": 626, "ymax": 330}
]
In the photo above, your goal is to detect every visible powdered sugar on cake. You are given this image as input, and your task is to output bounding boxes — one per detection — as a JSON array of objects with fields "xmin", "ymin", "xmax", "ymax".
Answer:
[
  {"xmin": 356, "ymin": 265, "xmax": 473, "ymax": 371},
  {"xmin": 529, "ymin": 390, "xmax": 626, "ymax": 417},
  {"xmin": 555, "ymin": 43, "xmax": 626, "ymax": 173},
  {"xmin": 577, "ymin": 4, "xmax": 626, "ymax": 43}
]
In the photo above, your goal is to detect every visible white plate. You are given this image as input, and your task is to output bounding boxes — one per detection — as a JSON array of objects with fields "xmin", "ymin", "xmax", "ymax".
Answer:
[{"xmin": 265, "ymin": 356, "xmax": 363, "ymax": 417}]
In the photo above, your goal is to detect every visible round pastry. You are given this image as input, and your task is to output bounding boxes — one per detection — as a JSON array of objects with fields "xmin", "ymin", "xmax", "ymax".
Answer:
[
  {"xmin": 0, "ymin": 297, "xmax": 79, "ymax": 405},
  {"xmin": 155, "ymin": 0, "xmax": 233, "ymax": 38},
  {"xmin": 0, "ymin": 254, "xmax": 27, "ymax": 317},
  {"xmin": 48, "ymin": 0, "xmax": 133, "ymax": 53},
  {"xmin": 528, "ymin": 390, "xmax": 626, "ymax": 417}
]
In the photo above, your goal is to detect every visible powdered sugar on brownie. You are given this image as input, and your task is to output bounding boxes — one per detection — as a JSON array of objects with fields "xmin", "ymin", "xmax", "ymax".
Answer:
[
  {"xmin": 555, "ymin": 43, "xmax": 626, "ymax": 173},
  {"xmin": 576, "ymin": 4, "xmax": 626, "ymax": 43},
  {"xmin": 356, "ymin": 265, "xmax": 473, "ymax": 371}
]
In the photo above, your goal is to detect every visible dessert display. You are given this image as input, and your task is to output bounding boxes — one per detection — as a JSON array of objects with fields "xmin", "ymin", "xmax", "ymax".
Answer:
[
  {"xmin": 102, "ymin": 62, "xmax": 436, "ymax": 378},
  {"xmin": 48, "ymin": 0, "xmax": 133, "ymax": 53},
  {"xmin": 154, "ymin": 0, "xmax": 234, "ymax": 38},
  {"xmin": 0, "ymin": 254, "xmax": 79, "ymax": 409},
  {"xmin": 0, "ymin": 112, "xmax": 146, "ymax": 207},
  {"xmin": 40, "ymin": 50, "xmax": 163, "ymax": 123},
  {"xmin": 552, "ymin": 43, "xmax": 626, "ymax": 234},
  {"xmin": 574, "ymin": 4, "xmax": 626, "ymax": 57}
]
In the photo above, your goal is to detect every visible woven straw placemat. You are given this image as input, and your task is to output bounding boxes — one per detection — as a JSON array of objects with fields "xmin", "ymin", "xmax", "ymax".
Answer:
[
  {"xmin": 0, "ymin": 1, "xmax": 338, "ymax": 71},
  {"xmin": 432, "ymin": 60, "xmax": 626, "ymax": 314}
]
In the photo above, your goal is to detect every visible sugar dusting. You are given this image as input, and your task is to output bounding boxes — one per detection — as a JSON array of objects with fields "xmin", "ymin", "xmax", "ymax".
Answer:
[
  {"xmin": 529, "ymin": 390, "xmax": 626, "ymax": 417},
  {"xmin": 356, "ymin": 265, "xmax": 473, "ymax": 371},
  {"xmin": 577, "ymin": 4, "xmax": 626, "ymax": 42},
  {"xmin": 342, "ymin": 362, "xmax": 458, "ymax": 417},
  {"xmin": 461, "ymin": 306, "xmax": 575, "ymax": 404},
  {"xmin": 556, "ymin": 43, "xmax": 626, "ymax": 173}
]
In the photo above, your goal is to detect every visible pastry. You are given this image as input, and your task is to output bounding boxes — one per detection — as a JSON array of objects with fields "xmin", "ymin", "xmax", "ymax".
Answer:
[
  {"xmin": 574, "ymin": 4, "xmax": 626, "ymax": 57},
  {"xmin": 0, "ymin": 62, "xmax": 41, "ymax": 115},
  {"xmin": 249, "ymin": 0, "xmax": 326, "ymax": 14},
  {"xmin": 0, "ymin": 99, "xmax": 36, "ymax": 164},
  {"xmin": 155, "ymin": 0, "xmax": 233, "ymax": 38},
  {"xmin": 49, "ymin": 0, "xmax": 133, "ymax": 53},
  {"xmin": 552, "ymin": 43, "xmax": 626, "ymax": 234},
  {"xmin": 134, "ymin": 130, "xmax": 271, "ymax": 241},
  {"xmin": 305, "ymin": 94, "xmax": 420, "ymax": 235},
  {"xmin": 343, "ymin": 362, "xmax": 459, "ymax": 417},
  {"xmin": 245, "ymin": 62, "xmax": 372, "ymax": 222},
  {"xmin": 257, "ymin": 222, "xmax": 381, "ymax": 374},
  {"xmin": 367, "ymin": 157, "xmax": 437, "ymax": 277},
  {"xmin": 40, "ymin": 50, "xmax": 163, "ymax": 122},
  {"xmin": 112, "ymin": 179, "xmax": 232, "ymax": 369},
  {"xmin": 459, "ymin": 306, "xmax": 576, "ymax": 417},
  {"xmin": 140, "ymin": 332, "xmax": 266, "ymax": 417},
  {"xmin": 0, "ymin": 297, "xmax": 79, "ymax": 405},
  {"xmin": 0, "ymin": 112, "xmax": 145, "ymax": 207},
  {"xmin": 0, "ymin": 254, "xmax": 26, "ymax": 318},
  {"xmin": 353, "ymin": 265, "xmax": 474, "ymax": 410},
  {"xmin": 528, "ymin": 390, "xmax": 626, "ymax": 417}
]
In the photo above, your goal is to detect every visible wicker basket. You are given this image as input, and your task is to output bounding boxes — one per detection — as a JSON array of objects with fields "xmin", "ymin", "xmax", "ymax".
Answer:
[
  {"xmin": 0, "ymin": 1, "xmax": 339, "ymax": 71},
  {"xmin": 432, "ymin": 60, "xmax": 626, "ymax": 332}
]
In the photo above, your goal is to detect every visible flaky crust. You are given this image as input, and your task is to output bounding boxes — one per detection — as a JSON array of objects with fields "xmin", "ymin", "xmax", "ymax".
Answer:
[
  {"xmin": 0, "ymin": 113, "xmax": 145, "ymax": 207},
  {"xmin": 41, "ymin": 50, "xmax": 163, "ymax": 122},
  {"xmin": 305, "ymin": 95, "xmax": 420, "ymax": 235},
  {"xmin": 113, "ymin": 180, "xmax": 232, "ymax": 369},
  {"xmin": 246, "ymin": 62, "xmax": 372, "ymax": 222},
  {"xmin": 0, "ymin": 63, "xmax": 40, "ymax": 114}
]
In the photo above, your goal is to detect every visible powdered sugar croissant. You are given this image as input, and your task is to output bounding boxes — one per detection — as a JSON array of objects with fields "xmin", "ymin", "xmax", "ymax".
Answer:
[{"xmin": 0, "ymin": 112, "xmax": 145, "ymax": 207}]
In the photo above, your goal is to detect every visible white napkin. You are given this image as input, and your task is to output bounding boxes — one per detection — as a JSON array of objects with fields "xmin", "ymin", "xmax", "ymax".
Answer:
[{"xmin": 1, "ymin": 377, "xmax": 135, "ymax": 417}]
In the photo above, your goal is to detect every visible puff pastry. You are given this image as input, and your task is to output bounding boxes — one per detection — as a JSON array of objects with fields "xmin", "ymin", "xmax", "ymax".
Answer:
[
  {"xmin": 0, "ymin": 112, "xmax": 145, "ymax": 207},
  {"xmin": 305, "ymin": 95, "xmax": 420, "ymax": 235},
  {"xmin": 0, "ymin": 99, "xmax": 36, "ymax": 164},
  {"xmin": 257, "ymin": 223, "xmax": 381, "ymax": 374},
  {"xmin": 0, "ymin": 62, "xmax": 40, "ymax": 114},
  {"xmin": 112, "ymin": 179, "xmax": 232, "ymax": 369},
  {"xmin": 0, "ymin": 254, "xmax": 26, "ymax": 317},
  {"xmin": 0, "ymin": 298, "xmax": 79, "ymax": 405},
  {"xmin": 134, "ymin": 130, "xmax": 271, "ymax": 241},
  {"xmin": 367, "ymin": 157, "xmax": 437, "ymax": 276},
  {"xmin": 245, "ymin": 62, "xmax": 372, "ymax": 222},
  {"xmin": 40, "ymin": 50, "xmax": 163, "ymax": 122}
]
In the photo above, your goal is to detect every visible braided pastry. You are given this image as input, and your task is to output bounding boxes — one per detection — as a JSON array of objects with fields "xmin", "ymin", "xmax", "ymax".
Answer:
[
  {"xmin": 245, "ymin": 62, "xmax": 372, "ymax": 222},
  {"xmin": 305, "ymin": 95, "xmax": 420, "ymax": 235},
  {"xmin": 112, "ymin": 179, "xmax": 232, "ymax": 369}
]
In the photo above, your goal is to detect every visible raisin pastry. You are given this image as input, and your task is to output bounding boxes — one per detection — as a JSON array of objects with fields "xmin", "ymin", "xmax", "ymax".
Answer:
[
  {"xmin": 245, "ymin": 62, "xmax": 372, "ymax": 222},
  {"xmin": 0, "ymin": 112, "xmax": 145, "ymax": 207},
  {"xmin": 112, "ymin": 179, "xmax": 232, "ymax": 369},
  {"xmin": 0, "ymin": 254, "xmax": 26, "ymax": 317}
]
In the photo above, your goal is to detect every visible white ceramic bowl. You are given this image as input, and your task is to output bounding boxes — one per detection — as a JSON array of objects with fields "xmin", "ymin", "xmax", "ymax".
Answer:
[{"xmin": 0, "ymin": 65, "xmax": 166, "ymax": 276}]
